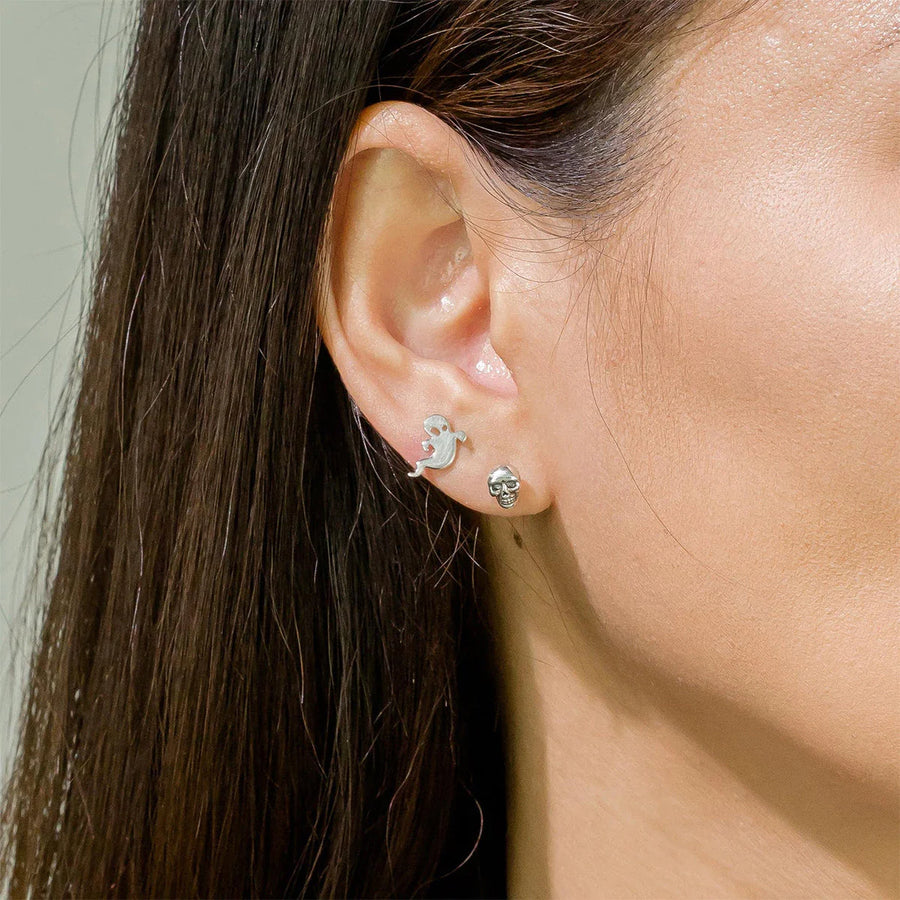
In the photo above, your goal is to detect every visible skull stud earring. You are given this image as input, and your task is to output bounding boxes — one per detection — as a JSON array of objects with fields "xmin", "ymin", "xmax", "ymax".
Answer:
[{"xmin": 487, "ymin": 465, "xmax": 520, "ymax": 509}]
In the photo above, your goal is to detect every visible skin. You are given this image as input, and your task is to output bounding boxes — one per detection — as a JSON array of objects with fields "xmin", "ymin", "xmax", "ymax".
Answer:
[{"xmin": 320, "ymin": 0, "xmax": 899, "ymax": 895}]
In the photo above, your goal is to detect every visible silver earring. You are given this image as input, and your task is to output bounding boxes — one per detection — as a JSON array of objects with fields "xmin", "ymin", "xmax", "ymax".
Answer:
[
  {"xmin": 408, "ymin": 414, "xmax": 467, "ymax": 477},
  {"xmin": 487, "ymin": 465, "xmax": 520, "ymax": 509}
]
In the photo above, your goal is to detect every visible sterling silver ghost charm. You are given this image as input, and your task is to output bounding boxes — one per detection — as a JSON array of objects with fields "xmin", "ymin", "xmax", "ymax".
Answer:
[
  {"xmin": 487, "ymin": 465, "xmax": 520, "ymax": 509},
  {"xmin": 408, "ymin": 414, "xmax": 467, "ymax": 478}
]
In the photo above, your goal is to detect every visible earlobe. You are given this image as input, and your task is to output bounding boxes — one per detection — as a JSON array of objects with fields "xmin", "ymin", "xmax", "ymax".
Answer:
[{"xmin": 317, "ymin": 101, "xmax": 552, "ymax": 516}]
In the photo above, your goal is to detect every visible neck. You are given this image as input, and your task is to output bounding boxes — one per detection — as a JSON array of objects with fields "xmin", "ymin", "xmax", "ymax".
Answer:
[{"xmin": 482, "ymin": 514, "xmax": 899, "ymax": 899}]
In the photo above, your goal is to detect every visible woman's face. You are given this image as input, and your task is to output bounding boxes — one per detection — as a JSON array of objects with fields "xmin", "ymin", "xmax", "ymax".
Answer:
[{"xmin": 500, "ymin": 0, "xmax": 898, "ymax": 792}]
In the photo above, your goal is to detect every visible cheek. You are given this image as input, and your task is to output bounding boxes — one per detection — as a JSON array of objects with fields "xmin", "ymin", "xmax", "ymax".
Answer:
[
  {"xmin": 524, "ymin": 0, "xmax": 900, "ymax": 806},
  {"xmin": 652, "ymin": 157, "xmax": 900, "ymax": 582},
  {"xmin": 533, "ymin": 161, "xmax": 899, "ymax": 794}
]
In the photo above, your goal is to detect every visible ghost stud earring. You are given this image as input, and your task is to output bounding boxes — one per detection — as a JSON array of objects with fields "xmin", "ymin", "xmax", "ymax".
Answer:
[
  {"xmin": 488, "ymin": 465, "xmax": 520, "ymax": 509},
  {"xmin": 408, "ymin": 414, "xmax": 467, "ymax": 478}
]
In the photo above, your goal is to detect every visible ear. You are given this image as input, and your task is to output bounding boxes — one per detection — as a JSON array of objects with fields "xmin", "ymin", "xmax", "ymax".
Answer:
[{"xmin": 317, "ymin": 101, "xmax": 552, "ymax": 516}]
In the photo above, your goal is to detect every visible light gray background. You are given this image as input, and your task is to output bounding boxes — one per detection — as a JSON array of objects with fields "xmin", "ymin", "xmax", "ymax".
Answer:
[{"xmin": 1, "ymin": 0, "xmax": 134, "ymax": 783}]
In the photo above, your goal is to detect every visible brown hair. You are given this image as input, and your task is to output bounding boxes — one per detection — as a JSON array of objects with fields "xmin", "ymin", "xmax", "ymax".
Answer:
[{"xmin": 2, "ymin": 0, "xmax": 711, "ymax": 895}]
